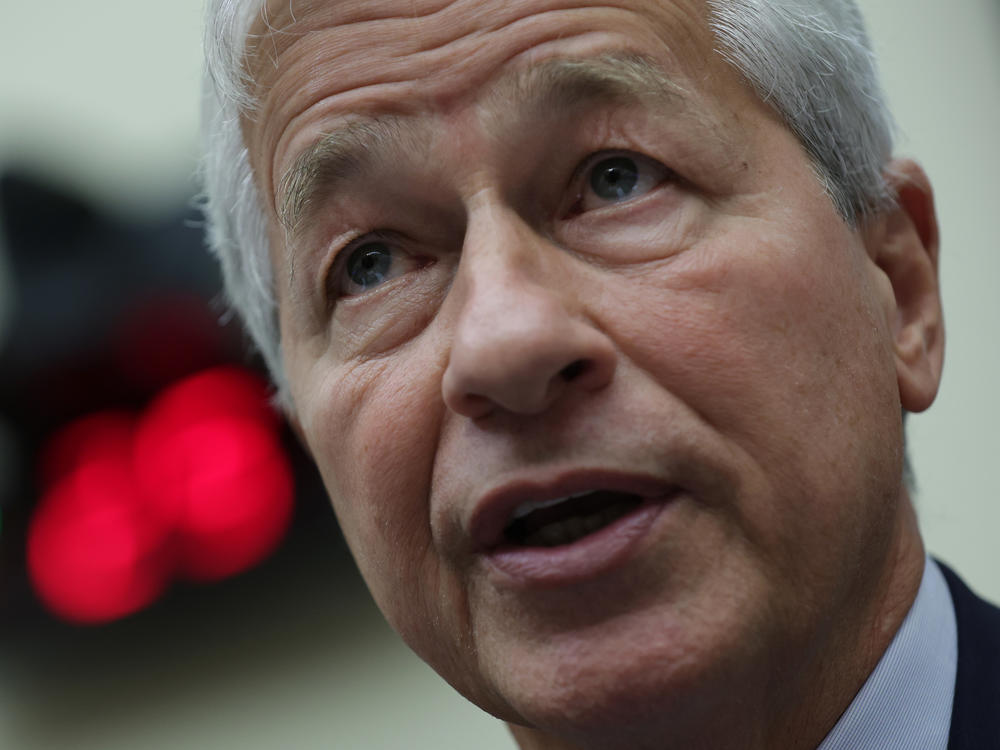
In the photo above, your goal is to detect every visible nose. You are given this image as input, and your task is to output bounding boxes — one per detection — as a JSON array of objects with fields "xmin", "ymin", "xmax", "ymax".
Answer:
[{"xmin": 441, "ymin": 213, "xmax": 617, "ymax": 419}]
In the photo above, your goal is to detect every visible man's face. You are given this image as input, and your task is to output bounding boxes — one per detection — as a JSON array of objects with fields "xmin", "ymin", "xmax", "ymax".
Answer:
[{"xmin": 246, "ymin": 0, "xmax": 928, "ymax": 743}]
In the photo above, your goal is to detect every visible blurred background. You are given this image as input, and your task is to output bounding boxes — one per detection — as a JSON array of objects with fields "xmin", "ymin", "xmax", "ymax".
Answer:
[{"xmin": 0, "ymin": 1, "xmax": 997, "ymax": 748}]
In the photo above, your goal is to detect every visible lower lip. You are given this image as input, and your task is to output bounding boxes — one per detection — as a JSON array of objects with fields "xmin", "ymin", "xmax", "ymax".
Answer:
[{"xmin": 481, "ymin": 496, "xmax": 672, "ymax": 587}]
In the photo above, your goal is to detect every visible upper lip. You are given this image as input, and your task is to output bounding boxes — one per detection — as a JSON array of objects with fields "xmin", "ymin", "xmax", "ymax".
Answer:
[{"xmin": 468, "ymin": 469, "xmax": 678, "ymax": 551}]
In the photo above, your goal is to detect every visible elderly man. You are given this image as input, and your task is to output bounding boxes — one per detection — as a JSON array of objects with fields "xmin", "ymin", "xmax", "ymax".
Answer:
[{"xmin": 200, "ymin": 0, "xmax": 999, "ymax": 747}]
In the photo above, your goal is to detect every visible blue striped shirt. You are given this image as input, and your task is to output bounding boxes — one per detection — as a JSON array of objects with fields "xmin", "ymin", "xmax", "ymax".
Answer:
[{"xmin": 818, "ymin": 558, "xmax": 958, "ymax": 750}]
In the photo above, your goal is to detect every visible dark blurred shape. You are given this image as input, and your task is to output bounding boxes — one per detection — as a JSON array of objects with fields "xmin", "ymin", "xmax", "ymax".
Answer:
[
  {"xmin": 0, "ymin": 170, "xmax": 357, "ymax": 748},
  {"xmin": 0, "ymin": 170, "xmax": 330, "ymax": 626},
  {"xmin": 110, "ymin": 294, "xmax": 232, "ymax": 394},
  {"xmin": 0, "ymin": 172, "xmax": 228, "ymax": 392},
  {"xmin": 38, "ymin": 411, "xmax": 136, "ymax": 490},
  {"xmin": 0, "ymin": 169, "xmax": 244, "ymax": 620}
]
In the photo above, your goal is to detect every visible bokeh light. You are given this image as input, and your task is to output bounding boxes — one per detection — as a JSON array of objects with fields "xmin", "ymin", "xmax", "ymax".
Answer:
[
  {"xmin": 27, "ymin": 367, "xmax": 294, "ymax": 623},
  {"xmin": 28, "ymin": 436, "xmax": 172, "ymax": 624},
  {"xmin": 133, "ymin": 368, "xmax": 293, "ymax": 582}
]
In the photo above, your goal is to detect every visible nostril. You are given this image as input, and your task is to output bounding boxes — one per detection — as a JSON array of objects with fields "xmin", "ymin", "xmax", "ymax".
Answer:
[{"xmin": 559, "ymin": 359, "xmax": 589, "ymax": 382}]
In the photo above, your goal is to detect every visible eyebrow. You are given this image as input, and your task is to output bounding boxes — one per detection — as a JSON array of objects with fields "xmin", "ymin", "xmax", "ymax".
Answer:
[
  {"xmin": 277, "ymin": 52, "xmax": 689, "ymax": 235},
  {"xmin": 278, "ymin": 116, "xmax": 412, "ymax": 233}
]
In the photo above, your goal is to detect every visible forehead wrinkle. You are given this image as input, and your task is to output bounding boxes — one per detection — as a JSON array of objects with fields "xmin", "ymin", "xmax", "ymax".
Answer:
[
  {"xmin": 478, "ymin": 52, "xmax": 728, "ymax": 152},
  {"xmin": 488, "ymin": 52, "xmax": 688, "ymax": 117},
  {"xmin": 277, "ymin": 53, "xmax": 690, "ymax": 234}
]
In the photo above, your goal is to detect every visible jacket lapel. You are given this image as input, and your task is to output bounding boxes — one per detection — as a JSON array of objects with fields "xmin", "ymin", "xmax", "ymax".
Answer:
[{"xmin": 939, "ymin": 561, "xmax": 1000, "ymax": 750}]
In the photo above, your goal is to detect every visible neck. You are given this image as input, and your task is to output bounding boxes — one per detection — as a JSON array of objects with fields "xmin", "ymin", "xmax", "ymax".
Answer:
[
  {"xmin": 766, "ymin": 494, "xmax": 925, "ymax": 750},
  {"xmin": 506, "ymin": 493, "xmax": 926, "ymax": 750}
]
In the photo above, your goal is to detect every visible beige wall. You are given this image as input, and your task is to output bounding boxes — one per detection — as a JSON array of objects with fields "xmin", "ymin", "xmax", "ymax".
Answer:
[
  {"xmin": 860, "ymin": 0, "xmax": 1000, "ymax": 601},
  {"xmin": 1, "ymin": 1, "xmax": 997, "ymax": 748}
]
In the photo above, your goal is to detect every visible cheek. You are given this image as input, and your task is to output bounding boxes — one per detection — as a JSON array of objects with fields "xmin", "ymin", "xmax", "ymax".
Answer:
[
  {"xmin": 616, "ymin": 228, "xmax": 893, "ymax": 429},
  {"xmin": 315, "ymin": 360, "xmax": 484, "ymax": 701},
  {"xmin": 605, "ymin": 227, "xmax": 901, "ymax": 531},
  {"xmin": 295, "ymin": 349, "xmax": 447, "ymax": 617}
]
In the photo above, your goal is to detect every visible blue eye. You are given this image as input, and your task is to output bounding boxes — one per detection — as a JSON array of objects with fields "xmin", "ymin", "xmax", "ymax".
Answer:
[
  {"xmin": 574, "ymin": 151, "xmax": 671, "ymax": 213},
  {"xmin": 329, "ymin": 235, "xmax": 429, "ymax": 300},
  {"xmin": 589, "ymin": 156, "xmax": 640, "ymax": 200},
  {"xmin": 346, "ymin": 242, "xmax": 394, "ymax": 291}
]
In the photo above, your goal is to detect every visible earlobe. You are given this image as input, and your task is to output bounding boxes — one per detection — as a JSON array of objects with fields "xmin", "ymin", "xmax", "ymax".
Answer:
[{"xmin": 866, "ymin": 159, "xmax": 944, "ymax": 413}]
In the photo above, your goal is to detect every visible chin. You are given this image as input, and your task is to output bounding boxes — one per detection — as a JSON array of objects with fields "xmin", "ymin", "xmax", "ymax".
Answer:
[{"xmin": 468, "ymin": 564, "xmax": 773, "ymax": 748}]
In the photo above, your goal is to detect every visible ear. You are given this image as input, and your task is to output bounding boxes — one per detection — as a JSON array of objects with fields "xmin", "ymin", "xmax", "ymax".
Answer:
[{"xmin": 864, "ymin": 158, "xmax": 944, "ymax": 413}]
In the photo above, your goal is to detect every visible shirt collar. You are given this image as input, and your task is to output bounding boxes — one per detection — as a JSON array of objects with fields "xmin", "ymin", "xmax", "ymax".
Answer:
[{"xmin": 818, "ymin": 557, "xmax": 958, "ymax": 750}]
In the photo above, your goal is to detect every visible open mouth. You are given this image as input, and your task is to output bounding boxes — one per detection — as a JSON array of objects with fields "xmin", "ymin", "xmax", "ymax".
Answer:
[{"xmin": 502, "ymin": 490, "xmax": 645, "ymax": 548}]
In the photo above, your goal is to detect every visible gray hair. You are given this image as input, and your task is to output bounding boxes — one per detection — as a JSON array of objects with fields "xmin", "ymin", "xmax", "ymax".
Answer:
[
  {"xmin": 199, "ymin": 0, "xmax": 896, "ymax": 404},
  {"xmin": 707, "ymin": 0, "xmax": 895, "ymax": 221},
  {"xmin": 200, "ymin": 0, "xmax": 286, "ymax": 396}
]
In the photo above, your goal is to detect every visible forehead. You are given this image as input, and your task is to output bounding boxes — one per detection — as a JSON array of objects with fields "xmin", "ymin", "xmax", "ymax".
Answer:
[
  {"xmin": 242, "ymin": 0, "xmax": 731, "ymax": 188},
  {"xmin": 247, "ymin": 0, "xmax": 713, "ymax": 75}
]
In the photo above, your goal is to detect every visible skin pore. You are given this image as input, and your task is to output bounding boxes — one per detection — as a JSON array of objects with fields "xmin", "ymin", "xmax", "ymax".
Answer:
[{"xmin": 242, "ymin": 1, "xmax": 943, "ymax": 747}]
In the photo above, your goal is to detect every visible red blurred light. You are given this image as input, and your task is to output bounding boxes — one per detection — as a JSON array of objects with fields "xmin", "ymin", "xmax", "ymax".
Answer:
[
  {"xmin": 28, "ymin": 366, "xmax": 294, "ymax": 624},
  {"xmin": 135, "ymin": 416, "xmax": 293, "ymax": 581},
  {"xmin": 27, "ymin": 459, "xmax": 172, "ymax": 625},
  {"xmin": 138, "ymin": 366, "xmax": 279, "ymax": 434},
  {"xmin": 28, "ymin": 367, "xmax": 293, "ymax": 624},
  {"xmin": 133, "ymin": 368, "xmax": 293, "ymax": 582}
]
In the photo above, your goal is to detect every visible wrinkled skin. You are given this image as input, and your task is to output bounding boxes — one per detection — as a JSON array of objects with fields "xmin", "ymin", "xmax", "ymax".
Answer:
[{"xmin": 243, "ymin": 1, "xmax": 944, "ymax": 747}]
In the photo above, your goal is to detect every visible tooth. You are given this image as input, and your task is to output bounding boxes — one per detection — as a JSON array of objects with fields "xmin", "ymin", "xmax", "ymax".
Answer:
[
  {"xmin": 511, "ymin": 491, "xmax": 596, "ymax": 520},
  {"xmin": 512, "ymin": 493, "xmax": 644, "ymax": 548}
]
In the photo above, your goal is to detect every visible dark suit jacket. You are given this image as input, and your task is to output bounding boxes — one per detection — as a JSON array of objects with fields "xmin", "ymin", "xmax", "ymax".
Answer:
[{"xmin": 940, "ymin": 562, "xmax": 1000, "ymax": 749}]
